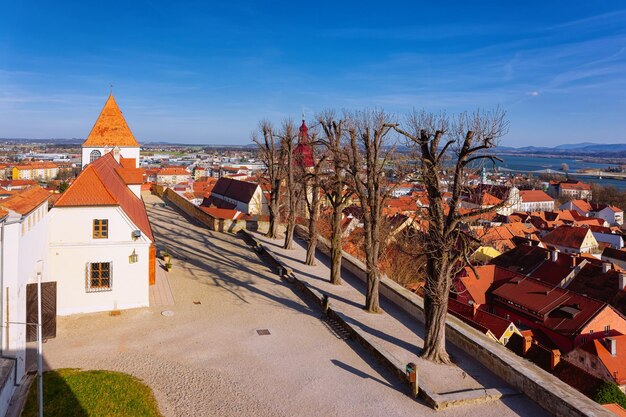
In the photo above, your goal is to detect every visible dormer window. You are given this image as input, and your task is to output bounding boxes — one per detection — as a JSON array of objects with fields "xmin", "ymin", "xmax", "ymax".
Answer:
[{"xmin": 93, "ymin": 219, "xmax": 109, "ymax": 239}]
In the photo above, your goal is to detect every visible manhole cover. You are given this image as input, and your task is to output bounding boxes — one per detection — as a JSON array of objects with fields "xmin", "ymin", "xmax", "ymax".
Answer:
[
  {"xmin": 256, "ymin": 329, "xmax": 271, "ymax": 336},
  {"xmin": 161, "ymin": 310, "xmax": 174, "ymax": 317}
]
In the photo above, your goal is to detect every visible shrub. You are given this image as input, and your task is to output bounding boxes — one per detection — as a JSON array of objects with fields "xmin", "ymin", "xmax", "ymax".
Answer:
[{"xmin": 593, "ymin": 381, "xmax": 626, "ymax": 408}]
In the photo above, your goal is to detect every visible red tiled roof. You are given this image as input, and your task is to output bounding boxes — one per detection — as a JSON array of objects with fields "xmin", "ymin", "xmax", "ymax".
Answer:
[
  {"xmin": 603, "ymin": 404, "xmax": 626, "ymax": 417},
  {"xmin": 570, "ymin": 200, "xmax": 592, "ymax": 212},
  {"xmin": 603, "ymin": 247, "xmax": 626, "ymax": 263},
  {"xmin": 83, "ymin": 94, "xmax": 139, "ymax": 147},
  {"xmin": 55, "ymin": 152, "xmax": 153, "ymax": 241},
  {"xmin": 474, "ymin": 309, "xmax": 513, "ymax": 339},
  {"xmin": 115, "ymin": 167, "xmax": 144, "ymax": 184},
  {"xmin": 0, "ymin": 186, "xmax": 51, "ymax": 215},
  {"xmin": 580, "ymin": 336, "xmax": 626, "ymax": 385},
  {"xmin": 120, "ymin": 157, "xmax": 137, "ymax": 169},
  {"xmin": 560, "ymin": 181, "xmax": 591, "ymax": 191},
  {"xmin": 54, "ymin": 165, "xmax": 118, "ymax": 206},
  {"xmin": 198, "ymin": 206, "xmax": 243, "ymax": 220},
  {"xmin": 0, "ymin": 179, "xmax": 37, "ymax": 188},
  {"xmin": 158, "ymin": 167, "xmax": 189, "ymax": 176},
  {"xmin": 458, "ymin": 265, "xmax": 523, "ymax": 305},
  {"xmin": 542, "ymin": 226, "xmax": 592, "ymax": 249},
  {"xmin": 519, "ymin": 190, "xmax": 554, "ymax": 203},
  {"xmin": 529, "ymin": 254, "xmax": 582, "ymax": 287},
  {"xmin": 491, "ymin": 276, "xmax": 606, "ymax": 337},
  {"xmin": 14, "ymin": 161, "xmax": 58, "ymax": 170},
  {"xmin": 211, "ymin": 177, "xmax": 259, "ymax": 204}
]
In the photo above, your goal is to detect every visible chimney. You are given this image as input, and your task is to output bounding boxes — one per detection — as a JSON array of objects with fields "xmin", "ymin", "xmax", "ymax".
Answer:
[
  {"xmin": 113, "ymin": 146, "xmax": 121, "ymax": 163},
  {"xmin": 619, "ymin": 272, "xmax": 626, "ymax": 291},
  {"xmin": 602, "ymin": 262, "xmax": 611, "ymax": 273},
  {"xmin": 523, "ymin": 335, "xmax": 533, "ymax": 355},
  {"xmin": 550, "ymin": 349, "xmax": 561, "ymax": 370},
  {"xmin": 551, "ymin": 250, "xmax": 559, "ymax": 262},
  {"xmin": 606, "ymin": 337, "xmax": 617, "ymax": 356}
]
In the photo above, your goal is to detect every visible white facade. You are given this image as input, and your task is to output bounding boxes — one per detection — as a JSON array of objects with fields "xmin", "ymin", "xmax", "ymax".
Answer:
[
  {"xmin": 48, "ymin": 206, "xmax": 150, "ymax": 315},
  {"xmin": 212, "ymin": 185, "xmax": 268, "ymax": 215},
  {"xmin": 519, "ymin": 200, "xmax": 555, "ymax": 212},
  {"xmin": 0, "ymin": 200, "xmax": 49, "ymax": 386},
  {"xmin": 81, "ymin": 146, "xmax": 140, "ymax": 169},
  {"xmin": 595, "ymin": 207, "xmax": 624, "ymax": 227}
]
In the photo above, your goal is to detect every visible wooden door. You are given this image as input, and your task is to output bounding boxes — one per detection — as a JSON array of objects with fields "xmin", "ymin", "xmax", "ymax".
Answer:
[{"xmin": 26, "ymin": 282, "xmax": 57, "ymax": 342}]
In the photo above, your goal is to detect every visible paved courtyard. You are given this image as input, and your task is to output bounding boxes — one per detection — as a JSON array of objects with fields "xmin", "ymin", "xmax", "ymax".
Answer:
[{"xmin": 40, "ymin": 193, "xmax": 552, "ymax": 417}]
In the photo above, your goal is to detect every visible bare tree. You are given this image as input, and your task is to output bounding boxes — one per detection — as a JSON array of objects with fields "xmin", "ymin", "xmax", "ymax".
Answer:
[
  {"xmin": 302, "ymin": 154, "xmax": 327, "ymax": 265},
  {"xmin": 318, "ymin": 112, "xmax": 352, "ymax": 285},
  {"xmin": 345, "ymin": 110, "xmax": 397, "ymax": 313},
  {"xmin": 252, "ymin": 121, "xmax": 285, "ymax": 239},
  {"xmin": 391, "ymin": 109, "xmax": 509, "ymax": 363},
  {"xmin": 280, "ymin": 120, "xmax": 300, "ymax": 250}
]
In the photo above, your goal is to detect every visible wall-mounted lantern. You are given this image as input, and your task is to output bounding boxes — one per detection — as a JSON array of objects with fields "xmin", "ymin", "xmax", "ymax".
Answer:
[{"xmin": 129, "ymin": 249, "xmax": 138, "ymax": 264}]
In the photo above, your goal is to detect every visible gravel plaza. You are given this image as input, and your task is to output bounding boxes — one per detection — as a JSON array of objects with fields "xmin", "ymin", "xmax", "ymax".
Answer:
[{"xmin": 38, "ymin": 193, "xmax": 550, "ymax": 417}]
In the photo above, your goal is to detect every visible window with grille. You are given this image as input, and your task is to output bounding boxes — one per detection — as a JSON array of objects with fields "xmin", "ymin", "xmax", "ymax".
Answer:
[
  {"xmin": 93, "ymin": 219, "xmax": 109, "ymax": 239},
  {"xmin": 87, "ymin": 262, "xmax": 112, "ymax": 292}
]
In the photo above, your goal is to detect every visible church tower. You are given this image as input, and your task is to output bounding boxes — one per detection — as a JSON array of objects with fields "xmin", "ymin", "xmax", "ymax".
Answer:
[
  {"xmin": 293, "ymin": 115, "xmax": 315, "ymax": 172},
  {"xmin": 81, "ymin": 94, "xmax": 140, "ymax": 168}
]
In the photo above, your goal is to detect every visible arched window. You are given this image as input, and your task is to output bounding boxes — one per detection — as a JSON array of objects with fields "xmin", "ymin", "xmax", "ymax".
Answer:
[{"xmin": 90, "ymin": 150, "xmax": 101, "ymax": 163}]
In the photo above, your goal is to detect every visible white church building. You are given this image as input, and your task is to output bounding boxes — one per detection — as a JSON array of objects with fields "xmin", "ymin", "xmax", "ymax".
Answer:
[{"xmin": 50, "ymin": 94, "xmax": 155, "ymax": 315}]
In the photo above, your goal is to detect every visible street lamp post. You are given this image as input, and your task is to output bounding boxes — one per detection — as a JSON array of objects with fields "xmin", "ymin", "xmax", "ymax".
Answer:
[{"xmin": 36, "ymin": 272, "xmax": 43, "ymax": 417}]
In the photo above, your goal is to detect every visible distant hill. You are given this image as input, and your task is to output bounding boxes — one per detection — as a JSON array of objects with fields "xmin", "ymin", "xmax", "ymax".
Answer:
[{"xmin": 497, "ymin": 142, "xmax": 626, "ymax": 156}]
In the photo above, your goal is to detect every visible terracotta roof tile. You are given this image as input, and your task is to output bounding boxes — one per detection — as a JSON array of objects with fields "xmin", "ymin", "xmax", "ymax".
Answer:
[
  {"xmin": 158, "ymin": 167, "xmax": 189, "ymax": 176},
  {"xmin": 580, "ymin": 335, "xmax": 626, "ymax": 385},
  {"xmin": 542, "ymin": 226, "xmax": 592, "ymax": 249},
  {"xmin": 491, "ymin": 276, "xmax": 607, "ymax": 338},
  {"xmin": 82, "ymin": 94, "xmax": 139, "ymax": 147},
  {"xmin": 55, "ymin": 152, "xmax": 153, "ymax": 241},
  {"xmin": 603, "ymin": 404, "xmax": 626, "ymax": 417},
  {"xmin": 198, "ymin": 206, "xmax": 243, "ymax": 220},
  {"xmin": 54, "ymin": 165, "xmax": 118, "ymax": 206},
  {"xmin": 0, "ymin": 186, "xmax": 51, "ymax": 215},
  {"xmin": 115, "ymin": 167, "xmax": 144, "ymax": 184},
  {"xmin": 519, "ymin": 190, "xmax": 554, "ymax": 203}
]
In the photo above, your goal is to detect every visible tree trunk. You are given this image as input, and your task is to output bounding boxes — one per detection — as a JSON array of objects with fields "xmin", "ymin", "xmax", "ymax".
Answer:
[
  {"xmin": 364, "ymin": 265, "xmax": 380, "ymax": 313},
  {"xmin": 421, "ymin": 256, "xmax": 452, "ymax": 364},
  {"xmin": 284, "ymin": 220, "xmax": 295, "ymax": 249},
  {"xmin": 329, "ymin": 204, "xmax": 342, "ymax": 285},
  {"xmin": 267, "ymin": 192, "xmax": 280, "ymax": 239},
  {"xmin": 421, "ymin": 296, "xmax": 450, "ymax": 364},
  {"xmin": 305, "ymin": 216, "xmax": 317, "ymax": 266}
]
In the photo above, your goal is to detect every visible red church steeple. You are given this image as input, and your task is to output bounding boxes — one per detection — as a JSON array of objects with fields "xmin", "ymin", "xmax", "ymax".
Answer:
[{"xmin": 294, "ymin": 114, "xmax": 315, "ymax": 169}]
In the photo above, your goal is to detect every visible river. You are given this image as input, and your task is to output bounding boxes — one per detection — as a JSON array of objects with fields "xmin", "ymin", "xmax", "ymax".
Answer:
[{"xmin": 494, "ymin": 155, "xmax": 626, "ymax": 190}]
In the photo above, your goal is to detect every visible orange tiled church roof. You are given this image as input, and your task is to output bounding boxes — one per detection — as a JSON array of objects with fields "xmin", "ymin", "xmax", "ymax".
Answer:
[
  {"xmin": 83, "ymin": 94, "xmax": 139, "ymax": 147},
  {"xmin": 55, "ymin": 152, "xmax": 153, "ymax": 240}
]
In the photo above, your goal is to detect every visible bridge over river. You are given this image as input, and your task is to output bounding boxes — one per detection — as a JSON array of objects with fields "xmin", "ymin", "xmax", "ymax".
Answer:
[{"xmin": 498, "ymin": 167, "xmax": 626, "ymax": 180}]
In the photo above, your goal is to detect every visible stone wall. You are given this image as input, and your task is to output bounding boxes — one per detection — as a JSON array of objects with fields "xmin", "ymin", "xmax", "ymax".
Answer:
[
  {"xmin": 293, "ymin": 225, "xmax": 613, "ymax": 417},
  {"xmin": 160, "ymin": 188, "xmax": 246, "ymax": 233}
]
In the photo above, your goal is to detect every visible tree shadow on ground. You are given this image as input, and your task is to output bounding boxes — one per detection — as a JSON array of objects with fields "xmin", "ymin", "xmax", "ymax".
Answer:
[
  {"xmin": 147, "ymin": 201, "xmax": 320, "ymax": 318},
  {"xmin": 21, "ymin": 353, "xmax": 87, "ymax": 417},
  {"xmin": 331, "ymin": 359, "xmax": 399, "ymax": 391}
]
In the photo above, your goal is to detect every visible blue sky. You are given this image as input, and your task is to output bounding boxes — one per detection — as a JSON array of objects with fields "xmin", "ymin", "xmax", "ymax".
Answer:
[{"xmin": 1, "ymin": 1, "xmax": 625, "ymax": 146}]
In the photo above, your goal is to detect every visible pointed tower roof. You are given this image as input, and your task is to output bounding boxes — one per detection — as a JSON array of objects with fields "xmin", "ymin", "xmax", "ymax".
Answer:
[
  {"xmin": 294, "ymin": 117, "xmax": 315, "ymax": 169},
  {"xmin": 82, "ymin": 94, "xmax": 139, "ymax": 147}
]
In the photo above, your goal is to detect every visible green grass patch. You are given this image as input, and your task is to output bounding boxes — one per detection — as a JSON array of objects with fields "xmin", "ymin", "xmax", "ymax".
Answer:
[{"xmin": 23, "ymin": 368, "xmax": 162, "ymax": 417}]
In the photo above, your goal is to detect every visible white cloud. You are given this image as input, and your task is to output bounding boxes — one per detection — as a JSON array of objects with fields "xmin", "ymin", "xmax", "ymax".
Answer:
[{"xmin": 527, "ymin": 91, "xmax": 540, "ymax": 96}]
